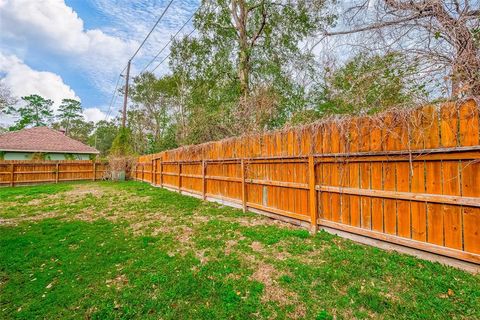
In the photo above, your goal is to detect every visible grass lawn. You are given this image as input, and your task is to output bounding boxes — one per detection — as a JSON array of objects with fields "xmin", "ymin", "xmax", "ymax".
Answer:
[{"xmin": 0, "ymin": 181, "xmax": 479, "ymax": 319}]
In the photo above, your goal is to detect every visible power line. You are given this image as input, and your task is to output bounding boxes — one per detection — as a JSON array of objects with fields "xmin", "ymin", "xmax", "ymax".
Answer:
[
  {"xmin": 104, "ymin": 0, "xmax": 176, "ymax": 125},
  {"xmin": 104, "ymin": 73, "xmax": 123, "ymax": 121},
  {"xmin": 145, "ymin": 3, "xmax": 219, "ymax": 75},
  {"xmin": 139, "ymin": 8, "xmax": 198, "ymax": 75},
  {"xmin": 117, "ymin": 0, "xmax": 174, "ymax": 127},
  {"xmin": 106, "ymin": 72, "xmax": 127, "ymax": 121},
  {"xmin": 150, "ymin": 28, "xmax": 197, "ymax": 73},
  {"xmin": 103, "ymin": 58, "xmax": 130, "ymax": 122},
  {"xmin": 129, "ymin": 0, "xmax": 175, "ymax": 61}
]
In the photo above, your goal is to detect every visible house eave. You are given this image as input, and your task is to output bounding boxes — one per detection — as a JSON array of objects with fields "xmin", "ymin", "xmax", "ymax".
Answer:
[{"xmin": 0, "ymin": 149, "xmax": 100, "ymax": 154}]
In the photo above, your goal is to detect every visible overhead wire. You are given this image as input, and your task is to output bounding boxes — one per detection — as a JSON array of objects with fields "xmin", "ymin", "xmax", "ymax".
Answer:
[
  {"xmin": 104, "ymin": 73, "xmax": 123, "ymax": 121},
  {"xmin": 104, "ymin": 0, "xmax": 175, "ymax": 121},
  {"xmin": 104, "ymin": 2, "xmax": 219, "ymax": 124},
  {"xmin": 139, "ymin": 7, "xmax": 199, "ymax": 75},
  {"xmin": 150, "ymin": 28, "xmax": 197, "ymax": 73},
  {"xmin": 106, "ymin": 3, "xmax": 320, "ymax": 128},
  {"xmin": 129, "ymin": 0, "xmax": 175, "ymax": 61},
  {"xmin": 143, "ymin": 3, "xmax": 220, "ymax": 75}
]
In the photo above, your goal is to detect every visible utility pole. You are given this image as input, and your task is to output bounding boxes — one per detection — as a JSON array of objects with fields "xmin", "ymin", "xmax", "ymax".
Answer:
[{"xmin": 122, "ymin": 60, "xmax": 131, "ymax": 128}]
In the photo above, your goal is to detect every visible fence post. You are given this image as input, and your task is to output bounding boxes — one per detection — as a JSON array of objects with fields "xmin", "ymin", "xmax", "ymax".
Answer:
[
  {"xmin": 152, "ymin": 158, "xmax": 156, "ymax": 185},
  {"xmin": 241, "ymin": 159, "xmax": 247, "ymax": 212},
  {"xmin": 202, "ymin": 160, "xmax": 207, "ymax": 200},
  {"xmin": 92, "ymin": 161, "xmax": 96, "ymax": 181},
  {"xmin": 142, "ymin": 164, "xmax": 145, "ymax": 181},
  {"xmin": 308, "ymin": 155, "xmax": 318, "ymax": 233},
  {"xmin": 159, "ymin": 159, "xmax": 163, "ymax": 187},
  {"xmin": 10, "ymin": 163, "xmax": 14, "ymax": 187},
  {"xmin": 178, "ymin": 162, "xmax": 182, "ymax": 193},
  {"xmin": 55, "ymin": 162, "xmax": 59, "ymax": 183}
]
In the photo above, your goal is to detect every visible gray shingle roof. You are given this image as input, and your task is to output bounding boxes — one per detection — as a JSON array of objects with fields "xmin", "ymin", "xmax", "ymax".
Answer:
[{"xmin": 0, "ymin": 127, "xmax": 99, "ymax": 154}]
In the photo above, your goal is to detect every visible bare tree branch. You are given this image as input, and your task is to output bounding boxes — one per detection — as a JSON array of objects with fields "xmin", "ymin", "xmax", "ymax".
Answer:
[{"xmin": 323, "ymin": 14, "xmax": 427, "ymax": 36}]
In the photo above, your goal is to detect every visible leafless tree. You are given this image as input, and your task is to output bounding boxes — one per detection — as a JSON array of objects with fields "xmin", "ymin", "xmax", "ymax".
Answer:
[
  {"xmin": 0, "ymin": 81, "xmax": 17, "ymax": 113},
  {"xmin": 320, "ymin": 0, "xmax": 479, "ymax": 97}
]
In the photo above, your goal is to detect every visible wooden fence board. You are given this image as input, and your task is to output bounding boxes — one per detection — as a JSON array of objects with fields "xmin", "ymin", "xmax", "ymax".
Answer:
[
  {"xmin": 396, "ymin": 162, "xmax": 411, "ymax": 238},
  {"xmin": 0, "ymin": 160, "xmax": 107, "ymax": 186},
  {"xmin": 411, "ymin": 161, "xmax": 427, "ymax": 242},
  {"xmin": 426, "ymin": 161, "xmax": 444, "ymax": 246},
  {"xmin": 461, "ymin": 161, "xmax": 480, "ymax": 254},
  {"xmin": 383, "ymin": 162, "xmax": 397, "ymax": 235},
  {"xmin": 360, "ymin": 162, "xmax": 372, "ymax": 230},
  {"xmin": 349, "ymin": 162, "xmax": 360, "ymax": 227},
  {"xmin": 440, "ymin": 103, "xmax": 458, "ymax": 147},
  {"xmin": 459, "ymin": 100, "xmax": 479, "ymax": 146},
  {"xmin": 440, "ymin": 160, "xmax": 461, "ymax": 250},
  {"xmin": 371, "ymin": 161, "xmax": 384, "ymax": 232}
]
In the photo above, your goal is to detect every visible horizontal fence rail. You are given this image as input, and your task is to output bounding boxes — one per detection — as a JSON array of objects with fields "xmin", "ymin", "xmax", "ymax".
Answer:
[
  {"xmin": 132, "ymin": 100, "xmax": 480, "ymax": 264},
  {"xmin": 0, "ymin": 160, "xmax": 108, "ymax": 186}
]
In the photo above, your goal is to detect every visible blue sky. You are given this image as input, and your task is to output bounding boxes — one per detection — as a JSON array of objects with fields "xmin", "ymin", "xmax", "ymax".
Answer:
[{"xmin": 0, "ymin": 0, "xmax": 199, "ymax": 123}]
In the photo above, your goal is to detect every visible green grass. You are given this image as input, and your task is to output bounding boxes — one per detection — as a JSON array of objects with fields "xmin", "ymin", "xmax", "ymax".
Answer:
[
  {"xmin": 0, "ymin": 183, "xmax": 74, "ymax": 204},
  {"xmin": 0, "ymin": 181, "xmax": 479, "ymax": 319}
]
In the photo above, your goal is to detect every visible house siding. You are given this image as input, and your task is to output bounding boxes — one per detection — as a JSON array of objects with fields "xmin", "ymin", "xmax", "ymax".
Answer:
[{"xmin": 3, "ymin": 152, "xmax": 92, "ymax": 160}]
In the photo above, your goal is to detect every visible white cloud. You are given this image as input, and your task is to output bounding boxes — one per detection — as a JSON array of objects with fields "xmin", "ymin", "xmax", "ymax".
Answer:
[
  {"xmin": 0, "ymin": 0, "xmax": 199, "ymax": 111},
  {"xmin": 83, "ymin": 107, "xmax": 112, "ymax": 123},
  {"xmin": 88, "ymin": 0, "xmax": 199, "ymax": 77},
  {"xmin": 0, "ymin": 52, "xmax": 78, "ymax": 107},
  {"xmin": 0, "ymin": 0, "xmax": 89, "ymax": 54},
  {"xmin": 0, "ymin": 0, "xmax": 138, "ymax": 93},
  {"xmin": 0, "ymin": 52, "xmax": 111, "ymax": 125}
]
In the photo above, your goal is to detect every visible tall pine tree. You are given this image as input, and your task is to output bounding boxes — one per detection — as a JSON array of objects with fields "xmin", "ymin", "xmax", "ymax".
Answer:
[
  {"xmin": 9, "ymin": 94, "xmax": 54, "ymax": 131},
  {"xmin": 57, "ymin": 99, "xmax": 83, "ymax": 134}
]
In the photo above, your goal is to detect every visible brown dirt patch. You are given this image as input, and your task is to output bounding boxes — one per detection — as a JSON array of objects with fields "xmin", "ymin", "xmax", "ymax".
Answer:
[
  {"xmin": 250, "ymin": 241, "xmax": 264, "ymax": 252},
  {"xmin": 176, "ymin": 226, "xmax": 193, "ymax": 244},
  {"xmin": 1, "ymin": 184, "xmax": 152, "ymax": 227},
  {"xmin": 105, "ymin": 274, "xmax": 128, "ymax": 290},
  {"xmin": 195, "ymin": 249, "xmax": 209, "ymax": 265},
  {"xmin": 274, "ymin": 250, "xmax": 291, "ymax": 261},
  {"xmin": 225, "ymin": 239, "xmax": 238, "ymax": 255},
  {"xmin": 25, "ymin": 198, "xmax": 46, "ymax": 206},
  {"xmin": 191, "ymin": 214, "xmax": 211, "ymax": 225},
  {"xmin": 63, "ymin": 184, "xmax": 106, "ymax": 199},
  {"xmin": 20, "ymin": 184, "xmax": 109, "ymax": 208},
  {"xmin": 234, "ymin": 216, "xmax": 297, "ymax": 229},
  {"xmin": 249, "ymin": 262, "xmax": 304, "ymax": 317},
  {"xmin": 151, "ymin": 225, "xmax": 174, "ymax": 236},
  {"xmin": 0, "ymin": 211, "xmax": 63, "ymax": 226}
]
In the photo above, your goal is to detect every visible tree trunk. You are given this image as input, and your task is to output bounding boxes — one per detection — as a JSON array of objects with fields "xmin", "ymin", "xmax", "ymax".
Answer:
[
  {"xmin": 232, "ymin": 0, "xmax": 250, "ymax": 98},
  {"xmin": 451, "ymin": 31, "xmax": 480, "ymax": 96},
  {"xmin": 429, "ymin": 2, "xmax": 480, "ymax": 96},
  {"xmin": 239, "ymin": 47, "xmax": 250, "ymax": 98},
  {"xmin": 384, "ymin": 0, "xmax": 480, "ymax": 97}
]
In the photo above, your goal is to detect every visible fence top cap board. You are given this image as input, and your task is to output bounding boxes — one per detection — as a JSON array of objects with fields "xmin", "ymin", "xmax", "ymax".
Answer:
[{"xmin": 0, "ymin": 127, "xmax": 99, "ymax": 154}]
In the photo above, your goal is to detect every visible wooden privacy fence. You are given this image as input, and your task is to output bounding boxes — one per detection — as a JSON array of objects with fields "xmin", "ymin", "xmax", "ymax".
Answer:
[
  {"xmin": 0, "ymin": 160, "xmax": 108, "ymax": 186},
  {"xmin": 132, "ymin": 100, "xmax": 480, "ymax": 264}
]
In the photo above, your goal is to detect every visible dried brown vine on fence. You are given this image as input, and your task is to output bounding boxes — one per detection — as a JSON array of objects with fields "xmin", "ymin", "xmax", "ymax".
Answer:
[{"xmin": 107, "ymin": 155, "xmax": 136, "ymax": 180}]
